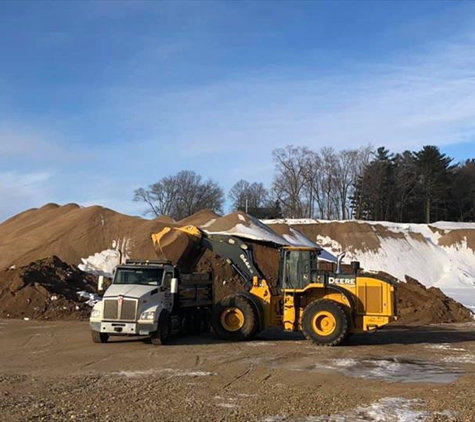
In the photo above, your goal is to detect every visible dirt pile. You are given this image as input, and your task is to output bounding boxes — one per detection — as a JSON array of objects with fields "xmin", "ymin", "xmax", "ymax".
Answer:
[
  {"xmin": 396, "ymin": 275, "xmax": 473, "ymax": 325},
  {"xmin": 0, "ymin": 256, "xmax": 97, "ymax": 320}
]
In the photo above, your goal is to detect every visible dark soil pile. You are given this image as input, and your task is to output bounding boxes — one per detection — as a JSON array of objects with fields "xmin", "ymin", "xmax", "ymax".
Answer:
[
  {"xmin": 370, "ymin": 271, "xmax": 473, "ymax": 325},
  {"xmin": 0, "ymin": 256, "xmax": 97, "ymax": 320},
  {"xmin": 396, "ymin": 275, "xmax": 473, "ymax": 325}
]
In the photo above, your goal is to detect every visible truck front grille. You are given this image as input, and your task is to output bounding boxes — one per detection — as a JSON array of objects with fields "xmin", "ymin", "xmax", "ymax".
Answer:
[
  {"xmin": 103, "ymin": 298, "xmax": 138, "ymax": 321},
  {"xmin": 121, "ymin": 299, "xmax": 137, "ymax": 321},
  {"xmin": 104, "ymin": 299, "xmax": 119, "ymax": 320}
]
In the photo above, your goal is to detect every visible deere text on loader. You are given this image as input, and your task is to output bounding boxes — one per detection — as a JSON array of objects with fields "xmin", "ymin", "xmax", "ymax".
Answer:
[{"xmin": 152, "ymin": 226, "xmax": 397, "ymax": 346}]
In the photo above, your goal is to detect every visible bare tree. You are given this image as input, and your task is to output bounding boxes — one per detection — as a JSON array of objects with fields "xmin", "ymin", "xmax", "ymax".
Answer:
[
  {"xmin": 134, "ymin": 170, "xmax": 224, "ymax": 220},
  {"xmin": 272, "ymin": 146, "xmax": 311, "ymax": 218},
  {"xmin": 229, "ymin": 180, "xmax": 269, "ymax": 212}
]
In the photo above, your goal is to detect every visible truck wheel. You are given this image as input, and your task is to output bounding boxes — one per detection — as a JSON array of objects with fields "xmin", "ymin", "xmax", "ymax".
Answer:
[
  {"xmin": 92, "ymin": 331, "xmax": 109, "ymax": 344},
  {"xmin": 191, "ymin": 313, "xmax": 202, "ymax": 334},
  {"xmin": 201, "ymin": 310, "xmax": 212, "ymax": 333},
  {"xmin": 180, "ymin": 314, "xmax": 193, "ymax": 335},
  {"xmin": 302, "ymin": 299, "xmax": 348, "ymax": 346},
  {"xmin": 151, "ymin": 311, "xmax": 171, "ymax": 346},
  {"xmin": 212, "ymin": 295, "xmax": 258, "ymax": 341}
]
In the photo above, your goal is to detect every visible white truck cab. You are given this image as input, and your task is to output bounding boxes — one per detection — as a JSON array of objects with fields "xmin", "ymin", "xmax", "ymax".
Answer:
[{"xmin": 90, "ymin": 260, "xmax": 213, "ymax": 345}]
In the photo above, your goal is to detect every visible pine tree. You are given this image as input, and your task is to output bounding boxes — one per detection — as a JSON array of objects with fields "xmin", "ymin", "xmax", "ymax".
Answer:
[{"xmin": 414, "ymin": 146, "xmax": 454, "ymax": 223}]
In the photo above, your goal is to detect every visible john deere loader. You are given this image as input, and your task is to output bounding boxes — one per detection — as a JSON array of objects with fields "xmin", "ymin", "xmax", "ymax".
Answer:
[{"xmin": 152, "ymin": 226, "xmax": 397, "ymax": 346}]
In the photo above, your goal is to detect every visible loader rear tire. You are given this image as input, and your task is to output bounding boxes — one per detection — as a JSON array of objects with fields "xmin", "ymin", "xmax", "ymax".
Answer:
[
  {"xmin": 212, "ymin": 295, "xmax": 258, "ymax": 341},
  {"xmin": 302, "ymin": 299, "xmax": 348, "ymax": 346}
]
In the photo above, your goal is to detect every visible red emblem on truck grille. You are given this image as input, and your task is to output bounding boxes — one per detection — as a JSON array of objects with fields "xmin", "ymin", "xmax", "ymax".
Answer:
[{"xmin": 118, "ymin": 296, "xmax": 124, "ymax": 305}]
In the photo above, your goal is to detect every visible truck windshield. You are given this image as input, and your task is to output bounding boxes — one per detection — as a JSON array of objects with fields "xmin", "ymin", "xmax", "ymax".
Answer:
[{"xmin": 113, "ymin": 268, "xmax": 164, "ymax": 286}]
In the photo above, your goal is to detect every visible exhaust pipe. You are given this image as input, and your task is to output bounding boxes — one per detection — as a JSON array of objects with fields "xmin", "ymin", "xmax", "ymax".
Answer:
[{"xmin": 336, "ymin": 253, "xmax": 346, "ymax": 275}]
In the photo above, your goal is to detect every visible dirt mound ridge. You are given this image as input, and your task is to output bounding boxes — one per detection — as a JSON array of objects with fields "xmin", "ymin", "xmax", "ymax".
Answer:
[
  {"xmin": 203, "ymin": 211, "xmax": 287, "ymax": 245},
  {"xmin": 178, "ymin": 209, "xmax": 220, "ymax": 226},
  {"xmin": 0, "ymin": 256, "xmax": 97, "ymax": 320},
  {"xmin": 0, "ymin": 204, "xmax": 170, "ymax": 270}
]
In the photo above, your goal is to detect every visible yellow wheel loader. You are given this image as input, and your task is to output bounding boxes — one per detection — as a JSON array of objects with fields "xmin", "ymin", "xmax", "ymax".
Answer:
[{"xmin": 152, "ymin": 226, "xmax": 397, "ymax": 346}]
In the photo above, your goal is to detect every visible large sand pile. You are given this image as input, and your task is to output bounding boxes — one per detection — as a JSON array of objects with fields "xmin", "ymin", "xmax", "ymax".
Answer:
[
  {"xmin": 0, "ymin": 256, "xmax": 97, "ymax": 320},
  {"xmin": 0, "ymin": 203, "xmax": 172, "ymax": 270}
]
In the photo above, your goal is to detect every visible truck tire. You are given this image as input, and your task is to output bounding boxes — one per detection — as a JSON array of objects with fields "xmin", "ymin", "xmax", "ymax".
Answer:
[
  {"xmin": 212, "ymin": 295, "xmax": 258, "ymax": 341},
  {"xmin": 201, "ymin": 310, "xmax": 212, "ymax": 333},
  {"xmin": 191, "ymin": 312, "xmax": 202, "ymax": 334},
  {"xmin": 302, "ymin": 299, "xmax": 348, "ymax": 346},
  {"xmin": 151, "ymin": 311, "xmax": 171, "ymax": 346},
  {"xmin": 92, "ymin": 331, "xmax": 109, "ymax": 344}
]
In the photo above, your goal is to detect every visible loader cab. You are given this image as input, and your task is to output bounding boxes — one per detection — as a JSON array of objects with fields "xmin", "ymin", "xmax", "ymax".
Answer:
[{"xmin": 279, "ymin": 247, "xmax": 320, "ymax": 290}]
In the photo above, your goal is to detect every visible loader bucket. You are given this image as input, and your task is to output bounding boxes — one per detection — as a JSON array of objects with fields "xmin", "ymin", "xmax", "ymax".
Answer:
[{"xmin": 151, "ymin": 226, "xmax": 205, "ymax": 273}]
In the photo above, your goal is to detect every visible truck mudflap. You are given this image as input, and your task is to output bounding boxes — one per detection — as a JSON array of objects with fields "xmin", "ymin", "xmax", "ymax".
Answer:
[{"xmin": 90, "ymin": 322, "xmax": 157, "ymax": 336}]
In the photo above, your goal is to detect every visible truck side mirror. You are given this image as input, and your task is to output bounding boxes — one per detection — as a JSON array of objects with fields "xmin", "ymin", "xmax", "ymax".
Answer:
[
  {"xmin": 98, "ymin": 275, "xmax": 104, "ymax": 292},
  {"xmin": 171, "ymin": 278, "xmax": 179, "ymax": 294}
]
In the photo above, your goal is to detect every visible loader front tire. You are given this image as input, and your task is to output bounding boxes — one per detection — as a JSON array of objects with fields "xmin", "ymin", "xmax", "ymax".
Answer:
[
  {"xmin": 212, "ymin": 295, "xmax": 258, "ymax": 341},
  {"xmin": 302, "ymin": 299, "xmax": 348, "ymax": 346}
]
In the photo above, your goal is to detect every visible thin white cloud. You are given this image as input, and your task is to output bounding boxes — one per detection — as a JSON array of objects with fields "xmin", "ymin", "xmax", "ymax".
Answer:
[
  {"xmin": 97, "ymin": 32, "xmax": 475, "ymax": 158},
  {"xmin": 0, "ymin": 123, "xmax": 77, "ymax": 162},
  {"xmin": 0, "ymin": 171, "xmax": 53, "ymax": 222}
]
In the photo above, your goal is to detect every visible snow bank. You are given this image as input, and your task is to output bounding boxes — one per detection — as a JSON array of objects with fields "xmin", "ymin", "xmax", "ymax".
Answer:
[
  {"xmin": 316, "ymin": 230, "xmax": 475, "ymax": 311},
  {"xmin": 267, "ymin": 219, "xmax": 475, "ymax": 311}
]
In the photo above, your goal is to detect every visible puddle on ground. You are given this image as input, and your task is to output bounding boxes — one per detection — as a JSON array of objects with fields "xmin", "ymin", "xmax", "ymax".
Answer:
[
  {"xmin": 314, "ymin": 357, "xmax": 462, "ymax": 383},
  {"xmin": 269, "ymin": 356, "xmax": 463, "ymax": 383}
]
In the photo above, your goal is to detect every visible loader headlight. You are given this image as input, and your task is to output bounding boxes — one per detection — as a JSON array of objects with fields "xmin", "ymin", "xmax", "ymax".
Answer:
[
  {"xmin": 140, "ymin": 311, "xmax": 155, "ymax": 321},
  {"xmin": 91, "ymin": 309, "xmax": 101, "ymax": 318}
]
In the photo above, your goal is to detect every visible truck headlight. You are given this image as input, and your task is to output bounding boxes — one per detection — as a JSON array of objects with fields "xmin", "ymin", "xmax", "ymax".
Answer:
[
  {"xmin": 91, "ymin": 309, "xmax": 101, "ymax": 318},
  {"xmin": 140, "ymin": 311, "xmax": 155, "ymax": 321}
]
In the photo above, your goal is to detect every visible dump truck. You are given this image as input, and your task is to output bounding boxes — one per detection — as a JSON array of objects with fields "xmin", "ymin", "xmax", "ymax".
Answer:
[
  {"xmin": 152, "ymin": 226, "xmax": 397, "ymax": 346},
  {"xmin": 89, "ymin": 260, "xmax": 213, "ymax": 345}
]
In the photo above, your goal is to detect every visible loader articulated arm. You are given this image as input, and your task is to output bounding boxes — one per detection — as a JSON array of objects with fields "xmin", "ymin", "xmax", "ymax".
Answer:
[{"xmin": 151, "ymin": 225, "xmax": 264, "ymax": 286}]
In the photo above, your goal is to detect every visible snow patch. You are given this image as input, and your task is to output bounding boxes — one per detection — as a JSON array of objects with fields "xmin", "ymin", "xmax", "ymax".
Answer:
[
  {"xmin": 206, "ymin": 223, "xmax": 287, "ymax": 246},
  {"xmin": 442, "ymin": 354, "xmax": 475, "ymax": 364},
  {"xmin": 245, "ymin": 341, "xmax": 277, "ymax": 347},
  {"xmin": 114, "ymin": 368, "xmax": 217, "ymax": 378},
  {"xmin": 79, "ymin": 238, "xmax": 131, "ymax": 278},
  {"xmin": 424, "ymin": 343, "xmax": 466, "ymax": 352},
  {"xmin": 261, "ymin": 397, "xmax": 452, "ymax": 421},
  {"xmin": 217, "ymin": 403, "xmax": 240, "ymax": 409},
  {"xmin": 78, "ymin": 291, "xmax": 101, "ymax": 307}
]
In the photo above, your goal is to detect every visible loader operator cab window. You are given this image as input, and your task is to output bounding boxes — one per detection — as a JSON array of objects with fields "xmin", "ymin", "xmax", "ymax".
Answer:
[
  {"xmin": 280, "ymin": 250, "xmax": 318, "ymax": 290},
  {"xmin": 113, "ymin": 268, "xmax": 165, "ymax": 286}
]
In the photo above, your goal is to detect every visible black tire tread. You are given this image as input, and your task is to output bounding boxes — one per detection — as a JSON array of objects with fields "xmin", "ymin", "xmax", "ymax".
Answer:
[
  {"xmin": 302, "ymin": 299, "xmax": 349, "ymax": 347},
  {"xmin": 92, "ymin": 331, "xmax": 109, "ymax": 344},
  {"xmin": 151, "ymin": 311, "xmax": 171, "ymax": 346},
  {"xmin": 212, "ymin": 295, "xmax": 258, "ymax": 341}
]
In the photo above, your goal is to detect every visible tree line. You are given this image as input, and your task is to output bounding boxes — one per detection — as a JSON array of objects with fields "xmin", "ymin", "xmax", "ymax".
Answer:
[{"xmin": 134, "ymin": 145, "xmax": 475, "ymax": 223}]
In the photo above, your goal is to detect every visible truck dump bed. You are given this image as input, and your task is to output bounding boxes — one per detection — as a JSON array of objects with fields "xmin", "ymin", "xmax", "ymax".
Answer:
[{"xmin": 177, "ymin": 273, "xmax": 213, "ymax": 308}]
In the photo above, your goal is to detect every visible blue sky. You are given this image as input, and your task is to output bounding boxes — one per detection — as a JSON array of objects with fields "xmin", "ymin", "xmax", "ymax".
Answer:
[{"xmin": 1, "ymin": 0, "xmax": 475, "ymax": 222}]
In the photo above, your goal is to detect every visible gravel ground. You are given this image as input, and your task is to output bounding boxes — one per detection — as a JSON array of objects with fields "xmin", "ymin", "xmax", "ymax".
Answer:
[{"xmin": 1, "ymin": 320, "xmax": 475, "ymax": 421}]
